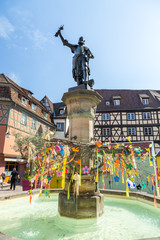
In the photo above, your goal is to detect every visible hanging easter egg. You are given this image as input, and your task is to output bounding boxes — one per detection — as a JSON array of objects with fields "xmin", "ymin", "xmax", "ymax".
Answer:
[{"xmin": 55, "ymin": 145, "xmax": 61, "ymax": 153}]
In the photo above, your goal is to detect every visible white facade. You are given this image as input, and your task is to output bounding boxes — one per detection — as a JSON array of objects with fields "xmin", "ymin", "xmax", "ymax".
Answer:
[{"xmin": 54, "ymin": 117, "xmax": 69, "ymax": 139}]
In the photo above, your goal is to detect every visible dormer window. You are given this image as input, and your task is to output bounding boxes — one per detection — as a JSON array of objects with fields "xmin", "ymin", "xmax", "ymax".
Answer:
[
  {"xmin": 114, "ymin": 99, "xmax": 120, "ymax": 106},
  {"xmin": 32, "ymin": 103, "xmax": 36, "ymax": 111},
  {"xmin": 60, "ymin": 109, "xmax": 64, "ymax": 115},
  {"xmin": 139, "ymin": 94, "xmax": 149, "ymax": 105},
  {"xmin": 22, "ymin": 97, "xmax": 27, "ymax": 106},
  {"xmin": 142, "ymin": 98, "xmax": 149, "ymax": 105},
  {"xmin": 106, "ymin": 101, "xmax": 110, "ymax": 106}
]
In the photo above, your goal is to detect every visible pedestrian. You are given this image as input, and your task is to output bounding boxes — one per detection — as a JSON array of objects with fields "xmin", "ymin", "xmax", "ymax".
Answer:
[
  {"xmin": 10, "ymin": 168, "xmax": 19, "ymax": 190},
  {"xmin": 0, "ymin": 175, "xmax": 3, "ymax": 189},
  {"xmin": 0, "ymin": 172, "xmax": 5, "ymax": 189}
]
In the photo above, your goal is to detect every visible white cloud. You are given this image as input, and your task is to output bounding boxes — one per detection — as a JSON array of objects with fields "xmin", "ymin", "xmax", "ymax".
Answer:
[
  {"xmin": 1, "ymin": 8, "xmax": 52, "ymax": 50},
  {"xmin": 29, "ymin": 29, "xmax": 48, "ymax": 49},
  {"xmin": 8, "ymin": 73, "xmax": 21, "ymax": 85},
  {"xmin": 0, "ymin": 16, "xmax": 14, "ymax": 39}
]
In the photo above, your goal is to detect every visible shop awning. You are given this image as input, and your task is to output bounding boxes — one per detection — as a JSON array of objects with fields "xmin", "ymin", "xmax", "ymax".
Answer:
[{"xmin": 4, "ymin": 158, "xmax": 27, "ymax": 163}]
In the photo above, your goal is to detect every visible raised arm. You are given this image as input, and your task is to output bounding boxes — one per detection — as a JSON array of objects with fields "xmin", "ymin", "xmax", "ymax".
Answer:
[{"xmin": 55, "ymin": 26, "xmax": 76, "ymax": 53}]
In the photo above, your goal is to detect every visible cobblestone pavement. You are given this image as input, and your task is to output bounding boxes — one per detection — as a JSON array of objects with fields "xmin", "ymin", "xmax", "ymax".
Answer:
[{"xmin": 0, "ymin": 183, "xmax": 40, "ymax": 200}]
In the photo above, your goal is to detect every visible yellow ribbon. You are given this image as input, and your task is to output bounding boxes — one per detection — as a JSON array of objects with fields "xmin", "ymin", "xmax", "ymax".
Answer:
[
  {"xmin": 95, "ymin": 149, "xmax": 99, "ymax": 183},
  {"xmin": 62, "ymin": 155, "xmax": 67, "ymax": 189}
]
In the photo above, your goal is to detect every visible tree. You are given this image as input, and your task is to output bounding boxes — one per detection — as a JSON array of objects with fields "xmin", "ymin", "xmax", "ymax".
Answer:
[{"xmin": 13, "ymin": 131, "xmax": 54, "ymax": 177}]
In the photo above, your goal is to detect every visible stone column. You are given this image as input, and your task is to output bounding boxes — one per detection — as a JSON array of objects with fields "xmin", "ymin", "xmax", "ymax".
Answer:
[
  {"xmin": 58, "ymin": 87, "xmax": 104, "ymax": 218},
  {"xmin": 62, "ymin": 89, "xmax": 102, "ymax": 143}
]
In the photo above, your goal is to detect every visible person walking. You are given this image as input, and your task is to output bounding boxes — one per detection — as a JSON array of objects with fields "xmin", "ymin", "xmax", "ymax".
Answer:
[
  {"xmin": 0, "ymin": 172, "xmax": 6, "ymax": 189},
  {"xmin": 10, "ymin": 168, "xmax": 19, "ymax": 190}
]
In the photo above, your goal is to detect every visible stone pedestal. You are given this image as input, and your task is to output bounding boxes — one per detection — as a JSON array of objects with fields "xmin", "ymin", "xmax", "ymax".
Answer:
[
  {"xmin": 58, "ymin": 192, "xmax": 104, "ymax": 219},
  {"xmin": 62, "ymin": 88, "xmax": 102, "ymax": 143},
  {"xmin": 59, "ymin": 86, "xmax": 104, "ymax": 218}
]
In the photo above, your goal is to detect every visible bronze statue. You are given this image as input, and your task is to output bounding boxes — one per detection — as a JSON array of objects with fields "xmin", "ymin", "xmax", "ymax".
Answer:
[{"xmin": 55, "ymin": 26, "xmax": 94, "ymax": 87}]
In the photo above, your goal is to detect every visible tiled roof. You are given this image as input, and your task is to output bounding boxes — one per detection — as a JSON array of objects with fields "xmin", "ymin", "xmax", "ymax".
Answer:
[
  {"xmin": 95, "ymin": 89, "xmax": 160, "ymax": 112},
  {"xmin": 0, "ymin": 73, "xmax": 49, "ymax": 112},
  {"xmin": 52, "ymin": 89, "xmax": 160, "ymax": 116},
  {"xmin": 53, "ymin": 102, "xmax": 67, "ymax": 117}
]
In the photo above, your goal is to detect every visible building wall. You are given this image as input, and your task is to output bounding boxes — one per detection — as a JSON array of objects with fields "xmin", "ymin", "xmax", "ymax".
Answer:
[
  {"xmin": 10, "ymin": 87, "xmax": 51, "ymax": 123},
  {"xmin": 94, "ymin": 110, "xmax": 160, "ymax": 153},
  {"xmin": 54, "ymin": 119, "xmax": 68, "ymax": 139},
  {"xmin": 0, "ymin": 125, "xmax": 7, "ymax": 153},
  {"xmin": 8, "ymin": 107, "xmax": 51, "ymax": 135},
  {"xmin": 0, "ymin": 156, "xmax": 5, "ymax": 174}
]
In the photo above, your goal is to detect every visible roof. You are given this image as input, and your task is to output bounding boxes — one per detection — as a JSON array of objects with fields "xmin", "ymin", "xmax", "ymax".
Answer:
[
  {"xmin": 53, "ymin": 102, "xmax": 67, "ymax": 117},
  {"xmin": 95, "ymin": 89, "xmax": 160, "ymax": 112},
  {"xmin": 41, "ymin": 95, "xmax": 53, "ymax": 113},
  {"xmin": 0, "ymin": 73, "xmax": 49, "ymax": 112},
  {"xmin": 52, "ymin": 89, "xmax": 160, "ymax": 116}
]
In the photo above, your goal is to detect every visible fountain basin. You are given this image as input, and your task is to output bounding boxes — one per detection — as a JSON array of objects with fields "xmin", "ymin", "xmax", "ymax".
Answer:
[{"xmin": 0, "ymin": 192, "xmax": 160, "ymax": 240}]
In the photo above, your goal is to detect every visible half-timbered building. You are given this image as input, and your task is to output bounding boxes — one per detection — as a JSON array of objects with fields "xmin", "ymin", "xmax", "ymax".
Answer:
[
  {"xmin": 0, "ymin": 74, "xmax": 55, "ymax": 179},
  {"xmin": 95, "ymin": 89, "xmax": 160, "ymax": 153},
  {"xmin": 53, "ymin": 89, "xmax": 160, "ymax": 154}
]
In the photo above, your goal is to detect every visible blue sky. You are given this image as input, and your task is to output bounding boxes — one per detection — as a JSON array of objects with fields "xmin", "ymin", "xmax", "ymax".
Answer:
[{"xmin": 0, "ymin": 0, "xmax": 160, "ymax": 103}]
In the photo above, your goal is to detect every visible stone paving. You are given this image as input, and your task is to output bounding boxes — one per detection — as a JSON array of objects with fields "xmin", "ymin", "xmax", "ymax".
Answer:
[{"xmin": 0, "ymin": 183, "xmax": 40, "ymax": 200}]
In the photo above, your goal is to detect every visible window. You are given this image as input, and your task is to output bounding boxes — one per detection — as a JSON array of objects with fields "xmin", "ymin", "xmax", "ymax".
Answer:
[
  {"xmin": 143, "ymin": 112, "xmax": 151, "ymax": 120},
  {"xmin": 127, "ymin": 113, "xmax": 135, "ymax": 120},
  {"xmin": 22, "ymin": 97, "xmax": 27, "ymax": 106},
  {"xmin": 5, "ymin": 162, "xmax": 18, "ymax": 175},
  {"xmin": 106, "ymin": 101, "xmax": 110, "ymax": 106},
  {"xmin": 28, "ymin": 93, "xmax": 32, "ymax": 98},
  {"xmin": 57, "ymin": 123, "xmax": 64, "ymax": 131},
  {"xmin": 102, "ymin": 113, "xmax": 110, "ymax": 121},
  {"xmin": 114, "ymin": 99, "xmax": 120, "ymax": 106},
  {"xmin": 142, "ymin": 98, "xmax": 149, "ymax": 105},
  {"xmin": 44, "ymin": 112, "xmax": 47, "ymax": 118},
  {"xmin": 45, "ymin": 125, "xmax": 48, "ymax": 133},
  {"xmin": 21, "ymin": 113, "xmax": 27, "ymax": 125},
  {"xmin": 60, "ymin": 109, "xmax": 64, "ymax": 115},
  {"xmin": 128, "ymin": 127, "xmax": 136, "ymax": 136},
  {"xmin": 32, "ymin": 103, "xmax": 36, "ymax": 111},
  {"xmin": 144, "ymin": 127, "xmax": 152, "ymax": 135},
  {"xmin": 31, "ymin": 119, "xmax": 36, "ymax": 130},
  {"xmin": 102, "ymin": 128, "xmax": 111, "ymax": 136}
]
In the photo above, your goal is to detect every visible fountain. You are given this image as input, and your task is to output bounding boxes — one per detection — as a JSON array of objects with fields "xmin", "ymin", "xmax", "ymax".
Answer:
[
  {"xmin": 1, "ymin": 27, "xmax": 160, "ymax": 240},
  {"xmin": 54, "ymin": 25, "xmax": 104, "ymax": 218},
  {"xmin": 58, "ymin": 88, "xmax": 104, "ymax": 218}
]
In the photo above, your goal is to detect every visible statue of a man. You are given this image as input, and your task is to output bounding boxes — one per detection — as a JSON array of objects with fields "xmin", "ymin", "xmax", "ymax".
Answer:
[{"xmin": 55, "ymin": 26, "xmax": 94, "ymax": 86}]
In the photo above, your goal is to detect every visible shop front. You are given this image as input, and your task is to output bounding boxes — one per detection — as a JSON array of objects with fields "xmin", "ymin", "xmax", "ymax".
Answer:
[{"xmin": 4, "ymin": 158, "xmax": 26, "ymax": 183}]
